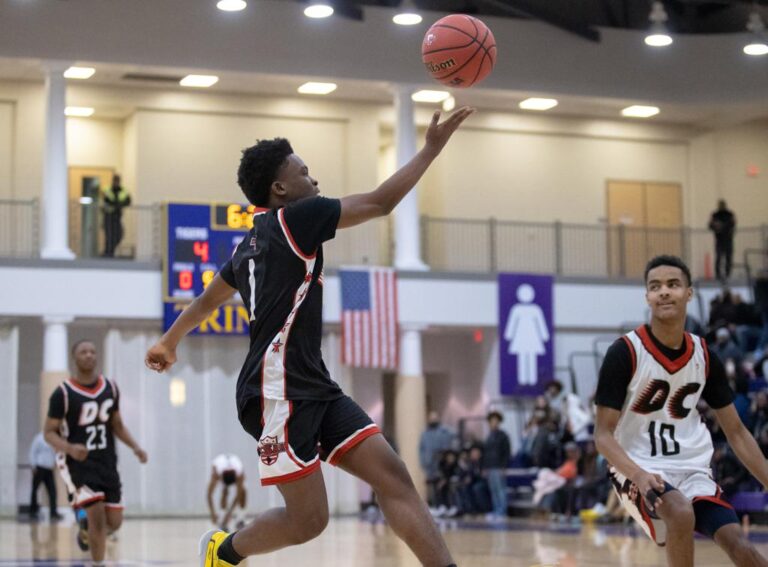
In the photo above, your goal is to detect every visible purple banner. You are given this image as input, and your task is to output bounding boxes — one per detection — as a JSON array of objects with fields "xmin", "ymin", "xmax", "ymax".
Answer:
[{"xmin": 498, "ymin": 273, "xmax": 554, "ymax": 396}]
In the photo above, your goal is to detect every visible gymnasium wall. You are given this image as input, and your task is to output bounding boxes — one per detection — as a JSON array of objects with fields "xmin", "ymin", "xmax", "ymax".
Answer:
[{"xmin": 1, "ymin": 79, "xmax": 767, "ymax": 227}]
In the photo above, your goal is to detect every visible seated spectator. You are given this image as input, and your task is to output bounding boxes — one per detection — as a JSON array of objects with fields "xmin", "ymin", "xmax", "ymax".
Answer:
[
  {"xmin": 432, "ymin": 450, "xmax": 461, "ymax": 517},
  {"xmin": 419, "ymin": 411, "xmax": 457, "ymax": 507},
  {"xmin": 533, "ymin": 442, "xmax": 581, "ymax": 520},
  {"xmin": 457, "ymin": 445, "xmax": 491, "ymax": 515},
  {"xmin": 517, "ymin": 397, "xmax": 553, "ymax": 467},
  {"xmin": 709, "ymin": 288, "xmax": 738, "ymax": 331},
  {"xmin": 711, "ymin": 327, "xmax": 744, "ymax": 372},
  {"xmin": 529, "ymin": 411, "xmax": 562, "ymax": 469},
  {"xmin": 732, "ymin": 293, "xmax": 762, "ymax": 354}
]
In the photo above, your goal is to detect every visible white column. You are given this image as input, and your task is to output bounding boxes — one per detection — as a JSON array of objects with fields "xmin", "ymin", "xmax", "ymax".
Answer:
[
  {"xmin": 393, "ymin": 85, "xmax": 428, "ymax": 271},
  {"xmin": 395, "ymin": 325, "xmax": 427, "ymax": 497},
  {"xmin": 43, "ymin": 316, "xmax": 73, "ymax": 373},
  {"xmin": 41, "ymin": 61, "xmax": 75, "ymax": 259}
]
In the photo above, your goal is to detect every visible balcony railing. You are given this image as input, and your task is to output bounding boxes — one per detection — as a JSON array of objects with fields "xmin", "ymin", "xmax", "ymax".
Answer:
[{"xmin": 0, "ymin": 198, "xmax": 39, "ymax": 258}]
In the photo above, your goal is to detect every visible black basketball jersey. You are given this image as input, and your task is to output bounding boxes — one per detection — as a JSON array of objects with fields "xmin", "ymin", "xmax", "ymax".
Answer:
[
  {"xmin": 219, "ymin": 196, "xmax": 344, "ymax": 412},
  {"xmin": 48, "ymin": 375, "xmax": 120, "ymax": 471}
]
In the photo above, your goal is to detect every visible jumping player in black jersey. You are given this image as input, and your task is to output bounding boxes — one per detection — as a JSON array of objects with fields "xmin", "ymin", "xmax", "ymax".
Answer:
[
  {"xmin": 595, "ymin": 256, "xmax": 768, "ymax": 567},
  {"xmin": 44, "ymin": 340, "xmax": 148, "ymax": 567},
  {"xmin": 145, "ymin": 106, "xmax": 473, "ymax": 567}
]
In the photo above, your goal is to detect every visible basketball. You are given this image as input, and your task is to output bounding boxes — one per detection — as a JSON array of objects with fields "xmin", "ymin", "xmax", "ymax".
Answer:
[{"xmin": 421, "ymin": 14, "xmax": 497, "ymax": 88}]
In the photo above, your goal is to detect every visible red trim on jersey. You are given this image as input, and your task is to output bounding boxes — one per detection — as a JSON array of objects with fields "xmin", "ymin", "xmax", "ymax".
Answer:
[
  {"xmin": 66, "ymin": 375, "xmax": 106, "ymax": 397},
  {"xmin": 277, "ymin": 207, "xmax": 316, "ymax": 260},
  {"xmin": 636, "ymin": 326, "xmax": 694, "ymax": 375},
  {"xmin": 253, "ymin": 207, "xmax": 270, "ymax": 215},
  {"xmin": 639, "ymin": 498, "xmax": 658, "ymax": 543},
  {"xmin": 700, "ymin": 337, "xmax": 710, "ymax": 379},
  {"xmin": 693, "ymin": 495, "xmax": 734, "ymax": 510},
  {"xmin": 621, "ymin": 335, "xmax": 637, "ymax": 375},
  {"xmin": 77, "ymin": 494, "xmax": 106, "ymax": 507},
  {"xmin": 260, "ymin": 460, "xmax": 321, "ymax": 486},
  {"xmin": 328, "ymin": 425, "xmax": 381, "ymax": 466}
]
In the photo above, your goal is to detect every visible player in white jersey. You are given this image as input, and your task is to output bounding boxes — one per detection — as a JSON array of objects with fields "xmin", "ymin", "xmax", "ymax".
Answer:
[
  {"xmin": 207, "ymin": 454, "xmax": 247, "ymax": 531},
  {"xmin": 595, "ymin": 255, "xmax": 768, "ymax": 567}
]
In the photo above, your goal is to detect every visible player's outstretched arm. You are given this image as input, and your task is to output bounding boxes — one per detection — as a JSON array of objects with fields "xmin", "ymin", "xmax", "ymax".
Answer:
[
  {"xmin": 110, "ymin": 410, "xmax": 148, "ymax": 463},
  {"xmin": 715, "ymin": 403, "xmax": 768, "ymax": 489},
  {"xmin": 594, "ymin": 406, "xmax": 665, "ymax": 501},
  {"xmin": 145, "ymin": 273, "xmax": 236, "ymax": 373},
  {"xmin": 337, "ymin": 106, "xmax": 474, "ymax": 229}
]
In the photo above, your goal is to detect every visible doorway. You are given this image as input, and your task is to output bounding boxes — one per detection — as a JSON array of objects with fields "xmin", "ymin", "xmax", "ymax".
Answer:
[
  {"xmin": 68, "ymin": 167, "xmax": 114, "ymax": 257},
  {"xmin": 607, "ymin": 181, "xmax": 683, "ymax": 277}
]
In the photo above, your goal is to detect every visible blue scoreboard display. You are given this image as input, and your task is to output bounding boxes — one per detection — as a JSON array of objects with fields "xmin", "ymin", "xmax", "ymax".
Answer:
[{"xmin": 163, "ymin": 202, "xmax": 256, "ymax": 335}]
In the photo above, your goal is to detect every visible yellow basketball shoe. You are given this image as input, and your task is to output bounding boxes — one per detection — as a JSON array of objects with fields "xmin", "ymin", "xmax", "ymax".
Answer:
[{"xmin": 198, "ymin": 529, "xmax": 235, "ymax": 567}]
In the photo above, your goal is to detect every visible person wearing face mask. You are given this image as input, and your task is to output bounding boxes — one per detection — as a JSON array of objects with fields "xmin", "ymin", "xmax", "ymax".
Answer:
[{"xmin": 420, "ymin": 411, "xmax": 458, "ymax": 509}]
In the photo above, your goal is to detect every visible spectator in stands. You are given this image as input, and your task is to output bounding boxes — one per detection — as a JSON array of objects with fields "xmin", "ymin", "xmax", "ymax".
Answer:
[
  {"xmin": 458, "ymin": 445, "xmax": 491, "ymax": 515},
  {"xmin": 529, "ymin": 410, "xmax": 562, "ymax": 469},
  {"xmin": 576, "ymin": 440, "xmax": 610, "ymax": 513},
  {"xmin": 102, "ymin": 173, "xmax": 132, "ymax": 258},
  {"xmin": 731, "ymin": 376, "xmax": 753, "ymax": 429},
  {"xmin": 712, "ymin": 446, "xmax": 750, "ymax": 499},
  {"xmin": 685, "ymin": 314, "xmax": 706, "ymax": 337},
  {"xmin": 708, "ymin": 199, "xmax": 736, "ymax": 282},
  {"xmin": 483, "ymin": 411, "xmax": 511, "ymax": 520},
  {"xmin": 709, "ymin": 288, "xmax": 738, "ymax": 332},
  {"xmin": 731, "ymin": 293, "xmax": 762, "ymax": 354},
  {"xmin": 432, "ymin": 450, "xmax": 461, "ymax": 517},
  {"xmin": 710, "ymin": 327, "xmax": 744, "ymax": 372},
  {"xmin": 751, "ymin": 391, "xmax": 768, "ymax": 437},
  {"xmin": 533, "ymin": 442, "xmax": 580, "ymax": 521},
  {"xmin": 419, "ymin": 411, "xmax": 457, "ymax": 507},
  {"xmin": 544, "ymin": 380, "xmax": 566, "ymax": 415},
  {"xmin": 517, "ymin": 397, "xmax": 552, "ymax": 466}
]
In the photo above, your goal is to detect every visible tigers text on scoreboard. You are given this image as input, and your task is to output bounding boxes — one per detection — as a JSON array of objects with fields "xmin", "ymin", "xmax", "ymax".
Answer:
[{"xmin": 162, "ymin": 202, "xmax": 255, "ymax": 334}]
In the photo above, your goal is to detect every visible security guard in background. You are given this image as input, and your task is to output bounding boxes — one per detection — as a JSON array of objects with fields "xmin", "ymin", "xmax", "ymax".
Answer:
[{"xmin": 102, "ymin": 174, "xmax": 131, "ymax": 257}]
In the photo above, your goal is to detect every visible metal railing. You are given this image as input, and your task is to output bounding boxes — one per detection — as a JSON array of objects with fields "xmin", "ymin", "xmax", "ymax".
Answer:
[
  {"xmin": 0, "ymin": 198, "xmax": 39, "ymax": 257},
  {"xmin": 422, "ymin": 215, "xmax": 768, "ymax": 280}
]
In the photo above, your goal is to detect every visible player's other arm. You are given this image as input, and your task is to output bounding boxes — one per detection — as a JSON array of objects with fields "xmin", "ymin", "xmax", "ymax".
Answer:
[
  {"xmin": 110, "ymin": 410, "xmax": 148, "ymax": 463},
  {"xmin": 716, "ymin": 404, "xmax": 768, "ymax": 489},
  {"xmin": 145, "ymin": 274, "xmax": 236, "ymax": 373},
  {"xmin": 207, "ymin": 469, "xmax": 220, "ymax": 524},
  {"xmin": 43, "ymin": 417, "xmax": 88, "ymax": 462},
  {"xmin": 337, "ymin": 107, "xmax": 474, "ymax": 229}
]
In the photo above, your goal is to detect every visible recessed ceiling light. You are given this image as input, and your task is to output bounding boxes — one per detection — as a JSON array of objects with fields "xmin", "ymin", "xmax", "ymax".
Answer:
[
  {"xmin": 519, "ymin": 97, "xmax": 558, "ymax": 111},
  {"xmin": 65, "ymin": 107, "xmax": 95, "ymax": 117},
  {"xmin": 744, "ymin": 42, "xmax": 768, "ymax": 56},
  {"xmin": 411, "ymin": 90, "xmax": 450, "ymax": 103},
  {"xmin": 180, "ymin": 75, "xmax": 219, "ymax": 88},
  {"xmin": 297, "ymin": 82, "xmax": 337, "ymax": 95},
  {"xmin": 304, "ymin": 3, "xmax": 334, "ymax": 18},
  {"xmin": 644, "ymin": 33, "xmax": 673, "ymax": 47},
  {"xmin": 216, "ymin": 0, "xmax": 246, "ymax": 11},
  {"xmin": 393, "ymin": 12, "xmax": 422, "ymax": 25},
  {"xmin": 63, "ymin": 66, "xmax": 95, "ymax": 80},
  {"xmin": 621, "ymin": 105, "xmax": 660, "ymax": 118}
]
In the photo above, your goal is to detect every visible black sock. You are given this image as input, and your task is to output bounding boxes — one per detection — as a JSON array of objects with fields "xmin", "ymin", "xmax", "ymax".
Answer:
[{"xmin": 217, "ymin": 533, "xmax": 245, "ymax": 565}]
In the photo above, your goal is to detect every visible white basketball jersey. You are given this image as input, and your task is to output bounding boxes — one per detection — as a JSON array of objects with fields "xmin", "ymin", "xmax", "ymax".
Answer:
[
  {"xmin": 614, "ymin": 327, "xmax": 713, "ymax": 475},
  {"xmin": 213, "ymin": 454, "xmax": 244, "ymax": 476}
]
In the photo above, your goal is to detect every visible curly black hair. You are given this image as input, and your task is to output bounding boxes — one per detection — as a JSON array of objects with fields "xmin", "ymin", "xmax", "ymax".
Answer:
[
  {"xmin": 237, "ymin": 138, "xmax": 294, "ymax": 206},
  {"xmin": 644, "ymin": 254, "xmax": 692, "ymax": 286}
]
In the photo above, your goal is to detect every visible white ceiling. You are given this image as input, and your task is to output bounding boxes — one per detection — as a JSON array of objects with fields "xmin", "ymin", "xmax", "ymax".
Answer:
[{"xmin": 0, "ymin": 0, "xmax": 766, "ymax": 128}]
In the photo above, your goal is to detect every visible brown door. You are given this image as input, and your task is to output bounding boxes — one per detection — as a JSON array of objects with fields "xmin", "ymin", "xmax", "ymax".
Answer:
[
  {"xmin": 68, "ymin": 167, "xmax": 115, "ymax": 257},
  {"xmin": 607, "ymin": 181, "xmax": 682, "ymax": 277}
]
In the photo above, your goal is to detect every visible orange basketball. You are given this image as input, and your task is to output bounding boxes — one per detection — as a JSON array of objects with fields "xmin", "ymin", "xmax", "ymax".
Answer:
[{"xmin": 421, "ymin": 14, "xmax": 497, "ymax": 88}]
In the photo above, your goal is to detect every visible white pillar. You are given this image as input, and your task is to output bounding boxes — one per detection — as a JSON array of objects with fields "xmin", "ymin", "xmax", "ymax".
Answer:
[
  {"xmin": 41, "ymin": 61, "xmax": 75, "ymax": 260},
  {"xmin": 395, "ymin": 325, "xmax": 427, "ymax": 497},
  {"xmin": 393, "ymin": 85, "xmax": 428, "ymax": 271},
  {"xmin": 43, "ymin": 315, "xmax": 73, "ymax": 373}
]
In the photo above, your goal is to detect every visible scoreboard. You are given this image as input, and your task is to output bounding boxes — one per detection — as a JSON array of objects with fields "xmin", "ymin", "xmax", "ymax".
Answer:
[{"xmin": 163, "ymin": 202, "xmax": 257, "ymax": 334}]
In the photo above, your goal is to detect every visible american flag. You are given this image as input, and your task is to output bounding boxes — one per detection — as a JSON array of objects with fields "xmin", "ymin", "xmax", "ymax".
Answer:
[{"xmin": 340, "ymin": 267, "xmax": 398, "ymax": 369}]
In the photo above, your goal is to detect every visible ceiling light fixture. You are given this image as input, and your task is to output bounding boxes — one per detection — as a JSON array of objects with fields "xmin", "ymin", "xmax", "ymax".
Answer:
[
  {"xmin": 63, "ymin": 66, "xmax": 95, "ymax": 80},
  {"xmin": 216, "ymin": 0, "xmax": 247, "ymax": 11},
  {"xmin": 393, "ymin": 0, "xmax": 422, "ymax": 26},
  {"xmin": 442, "ymin": 95, "xmax": 456, "ymax": 112},
  {"xmin": 304, "ymin": 2, "xmax": 334, "ymax": 18},
  {"xmin": 180, "ymin": 74, "xmax": 219, "ymax": 87},
  {"xmin": 621, "ymin": 105, "xmax": 660, "ymax": 118},
  {"xmin": 297, "ymin": 82, "xmax": 338, "ymax": 95},
  {"xmin": 519, "ymin": 97, "xmax": 558, "ymax": 111},
  {"xmin": 411, "ymin": 90, "xmax": 450, "ymax": 103},
  {"xmin": 65, "ymin": 107, "xmax": 95, "ymax": 117},
  {"xmin": 644, "ymin": 1, "xmax": 673, "ymax": 47},
  {"xmin": 744, "ymin": 10, "xmax": 768, "ymax": 56}
]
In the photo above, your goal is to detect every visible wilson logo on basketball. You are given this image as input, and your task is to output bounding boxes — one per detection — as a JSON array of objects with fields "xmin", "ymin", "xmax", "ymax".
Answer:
[
  {"xmin": 425, "ymin": 59, "xmax": 456, "ymax": 73},
  {"xmin": 257, "ymin": 436, "xmax": 285, "ymax": 466}
]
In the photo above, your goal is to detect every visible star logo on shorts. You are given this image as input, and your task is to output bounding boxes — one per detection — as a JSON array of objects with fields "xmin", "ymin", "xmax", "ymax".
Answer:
[
  {"xmin": 271, "ymin": 339, "xmax": 283, "ymax": 353},
  {"xmin": 258, "ymin": 435, "xmax": 285, "ymax": 466},
  {"xmin": 304, "ymin": 272, "xmax": 313, "ymax": 283}
]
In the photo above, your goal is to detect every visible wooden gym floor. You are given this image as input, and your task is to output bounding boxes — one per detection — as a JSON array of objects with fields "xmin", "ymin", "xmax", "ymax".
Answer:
[{"xmin": 2, "ymin": 515, "xmax": 766, "ymax": 566}]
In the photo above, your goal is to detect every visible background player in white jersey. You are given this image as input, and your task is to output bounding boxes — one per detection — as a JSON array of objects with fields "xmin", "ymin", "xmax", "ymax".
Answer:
[
  {"xmin": 207, "ymin": 454, "xmax": 247, "ymax": 531},
  {"xmin": 595, "ymin": 255, "xmax": 768, "ymax": 567},
  {"xmin": 146, "ymin": 107, "xmax": 473, "ymax": 567},
  {"xmin": 44, "ymin": 340, "xmax": 148, "ymax": 567}
]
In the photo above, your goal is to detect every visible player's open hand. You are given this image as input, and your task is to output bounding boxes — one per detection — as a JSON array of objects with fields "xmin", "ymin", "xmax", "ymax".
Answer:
[
  {"xmin": 68, "ymin": 443, "xmax": 89, "ymax": 462},
  {"xmin": 145, "ymin": 341, "xmax": 177, "ymax": 373},
  {"xmin": 424, "ymin": 106, "xmax": 475, "ymax": 156},
  {"xmin": 134, "ymin": 447, "xmax": 148, "ymax": 464}
]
